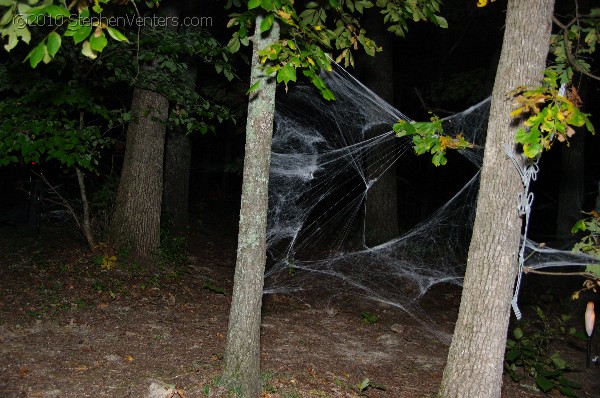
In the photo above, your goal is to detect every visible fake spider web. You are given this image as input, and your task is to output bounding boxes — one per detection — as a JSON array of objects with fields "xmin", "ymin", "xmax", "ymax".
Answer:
[{"xmin": 262, "ymin": 64, "xmax": 597, "ymax": 343}]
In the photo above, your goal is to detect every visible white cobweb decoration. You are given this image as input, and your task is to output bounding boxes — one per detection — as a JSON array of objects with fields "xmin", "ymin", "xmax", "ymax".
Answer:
[{"xmin": 262, "ymin": 63, "xmax": 598, "ymax": 343}]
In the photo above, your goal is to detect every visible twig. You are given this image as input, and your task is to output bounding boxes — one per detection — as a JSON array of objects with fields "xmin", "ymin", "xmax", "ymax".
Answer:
[
  {"xmin": 523, "ymin": 267, "xmax": 600, "ymax": 280},
  {"xmin": 552, "ymin": 15, "xmax": 600, "ymax": 82},
  {"xmin": 33, "ymin": 170, "xmax": 83, "ymax": 233},
  {"xmin": 413, "ymin": 87, "xmax": 428, "ymax": 113}
]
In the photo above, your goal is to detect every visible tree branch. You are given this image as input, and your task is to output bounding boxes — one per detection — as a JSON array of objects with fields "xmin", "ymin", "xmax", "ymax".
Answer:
[{"xmin": 552, "ymin": 15, "xmax": 600, "ymax": 82}]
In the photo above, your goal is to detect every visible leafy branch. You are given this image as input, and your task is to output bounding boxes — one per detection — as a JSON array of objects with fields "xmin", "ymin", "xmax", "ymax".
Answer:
[
  {"xmin": 393, "ymin": 115, "xmax": 473, "ymax": 166},
  {"xmin": 510, "ymin": 70, "xmax": 594, "ymax": 159},
  {"xmin": 226, "ymin": 0, "xmax": 447, "ymax": 99},
  {"xmin": 0, "ymin": 0, "xmax": 135, "ymax": 66},
  {"xmin": 569, "ymin": 210, "xmax": 600, "ymax": 299},
  {"xmin": 550, "ymin": 6, "xmax": 600, "ymax": 84}
]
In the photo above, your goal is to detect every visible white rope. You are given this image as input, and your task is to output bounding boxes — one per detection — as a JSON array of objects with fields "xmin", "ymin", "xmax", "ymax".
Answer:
[
  {"xmin": 506, "ymin": 83, "xmax": 565, "ymax": 319},
  {"xmin": 504, "ymin": 145, "xmax": 539, "ymax": 320}
]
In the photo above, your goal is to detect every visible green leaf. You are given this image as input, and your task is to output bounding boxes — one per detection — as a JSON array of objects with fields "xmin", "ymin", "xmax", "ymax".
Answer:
[
  {"xmin": 357, "ymin": 378, "xmax": 370, "ymax": 391},
  {"xmin": 432, "ymin": 151, "xmax": 447, "ymax": 166},
  {"xmin": 42, "ymin": 4, "xmax": 70, "ymax": 18},
  {"xmin": 46, "ymin": 31, "xmax": 61, "ymax": 57},
  {"xmin": 81, "ymin": 40, "xmax": 97, "ymax": 59},
  {"xmin": 276, "ymin": 63, "xmax": 297, "ymax": 84},
  {"xmin": 203, "ymin": 282, "xmax": 227, "ymax": 295},
  {"xmin": 558, "ymin": 376, "xmax": 582, "ymax": 389},
  {"xmin": 25, "ymin": 41, "xmax": 45, "ymax": 68},
  {"xmin": 535, "ymin": 375, "xmax": 555, "ymax": 392},
  {"xmin": 550, "ymin": 353, "xmax": 567, "ymax": 370},
  {"xmin": 557, "ymin": 386, "xmax": 578, "ymax": 397},
  {"xmin": 585, "ymin": 264, "xmax": 600, "ymax": 278},
  {"xmin": 261, "ymin": 0, "xmax": 274, "ymax": 11},
  {"xmin": 260, "ymin": 13, "xmax": 274, "ymax": 33},
  {"xmin": 2, "ymin": 17, "xmax": 31, "ymax": 51},
  {"xmin": 106, "ymin": 27, "xmax": 129, "ymax": 42},
  {"xmin": 89, "ymin": 30, "xmax": 107, "ymax": 52},
  {"xmin": 246, "ymin": 81, "xmax": 260, "ymax": 94},
  {"xmin": 571, "ymin": 219, "xmax": 587, "ymax": 233},
  {"xmin": 513, "ymin": 327, "xmax": 524, "ymax": 340},
  {"xmin": 360, "ymin": 311, "xmax": 378, "ymax": 324},
  {"xmin": 227, "ymin": 35, "xmax": 240, "ymax": 53},
  {"xmin": 505, "ymin": 350, "xmax": 520, "ymax": 361},
  {"xmin": 0, "ymin": 7, "xmax": 13, "ymax": 25},
  {"xmin": 73, "ymin": 24, "xmax": 92, "ymax": 44},
  {"xmin": 434, "ymin": 15, "xmax": 448, "ymax": 28},
  {"xmin": 248, "ymin": 0, "xmax": 261, "ymax": 9},
  {"xmin": 523, "ymin": 141, "xmax": 543, "ymax": 158}
]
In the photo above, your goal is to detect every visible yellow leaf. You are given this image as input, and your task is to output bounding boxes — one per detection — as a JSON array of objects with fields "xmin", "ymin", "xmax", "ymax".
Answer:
[
  {"xmin": 314, "ymin": 25, "xmax": 321, "ymax": 31},
  {"xmin": 126, "ymin": 355, "xmax": 134, "ymax": 361},
  {"xmin": 278, "ymin": 10, "xmax": 291, "ymax": 20},
  {"xmin": 307, "ymin": 57, "xmax": 315, "ymax": 66},
  {"xmin": 476, "ymin": 0, "xmax": 488, "ymax": 6},
  {"xmin": 510, "ymin": 107, "xmax": 524, "ymax": 118}
]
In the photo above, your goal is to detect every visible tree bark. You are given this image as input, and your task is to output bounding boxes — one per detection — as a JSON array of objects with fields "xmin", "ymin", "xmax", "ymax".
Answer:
[
  {"xmin": 361, "ymin": 9, "xmax": 399, "ymax": 246},
  {"xmin": 555, "ymin": 131, "xmax": 585, "ymax": 247},
  {"xmin": 162, "ymin": 63, "xmax": 196, "ymax": 237},
  {"xmin": 110, "ymin": 88, "xmax": 169, "ymax": 261},
  {"xmin": 75, "ymin": 166, "xmax": 96, "ymax": 251},
  {"xmin": 162, "ymin": 126, "xmax": 191, "ymax": 236},
  {"xmin": 439, "ymin": 1, "xmax": 555, "ymax": 397},
  {"xmin": 221, "ymin": 16, "xmax": 279, "ymax": 397},
  {"xmin": 110, "ymin": 5, "xmax": 179, "ymax": 261}
]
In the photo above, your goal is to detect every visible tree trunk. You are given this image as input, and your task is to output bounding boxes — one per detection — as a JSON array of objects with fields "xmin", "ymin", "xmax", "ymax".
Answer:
[
  {"xmin": 555, "ymin": 131, "xmax": 585, "ymax": 247},
  {"xmin": 439, "ymin": 1, "xmax": 555, "ymax": 397},
  {"xmin": 162, "ymin": 64, "xmax": 196, "ymax": 237},
  {"xmin": 75, "ymin": 166, "xmax": 96, "ymax": 251},
  {"xmin": 221, "ymin": 16, "xmax": 280, "ymax": 397},
  {"xmin": 361, "ymin": 9, "xmax": 399, "ymax": 246},
  {"xmin": 110, "ymin": 88, "xmax": 169, "ymax": 261},
  {"xmin": 110, "ymin": 5, "xmax": 179, "ymax": 261},
  {"xmin": 163, "ymin": 127, "xmax": 191, "ymax": 236}
]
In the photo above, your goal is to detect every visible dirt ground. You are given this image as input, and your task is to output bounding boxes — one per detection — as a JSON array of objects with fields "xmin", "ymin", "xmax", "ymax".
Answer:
[{"xmin": 0, "ymin": 214, "xmax": 599, "ymax": 398}]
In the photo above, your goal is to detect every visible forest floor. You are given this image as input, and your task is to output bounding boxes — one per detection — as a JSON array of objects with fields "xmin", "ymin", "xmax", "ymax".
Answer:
[{"xmin": 0, "ymin": 207, "xmax": 599, "ymax": 398}]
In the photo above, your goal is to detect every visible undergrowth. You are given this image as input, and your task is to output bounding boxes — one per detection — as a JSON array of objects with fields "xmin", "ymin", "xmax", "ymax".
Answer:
[{"xmin": 504, "ymin": 305, "xmax": 585, "ymax": 397}]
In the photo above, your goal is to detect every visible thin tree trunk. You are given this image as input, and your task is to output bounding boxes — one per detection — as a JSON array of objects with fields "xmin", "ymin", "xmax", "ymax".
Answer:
[
  {"xmin": 76, "ymin": 113, "xmax": 96, "ymax": 251},
  {"xmin": 221, "ymin": 16, "xmax": 280, "ymax": 397},
  {"xmin": 439, "ymin": 1, "xmax": 555, "ymax": 397},
  {"xmin": 110, "ymin": 88, "xmax": 169, "ymax": 262},
  {"xmin": 362, "ymin": 9, "xmax": 399, "ymax": 246},
  {"xmin": 162, "ymin": 64, "xmax": 196, "ymax": 236},
  {"xmin": 555, "ymin": 131, "xmax": 585, "ymax": 247},
  {"xmin": 75, "ymin": 167, "xmax": 96, "ymax": 250},
  {"xmin": 163, "ymin": 127, "xmax": 191, "ymax": 236}
]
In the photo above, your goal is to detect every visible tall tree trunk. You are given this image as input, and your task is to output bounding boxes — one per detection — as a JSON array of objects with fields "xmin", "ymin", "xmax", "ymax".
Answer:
[
  {"xmin": 361, "ymin": 9, "xmax": 399, "ymax": 246},
  {"xmin": 555, "ymin": 130, "xmax": 585, "ymax": 247},
  {"xmin": 555, "ymin": 77, "xmax": 588, "ymax": 248},
  {"xmin": 439, "ymin": 1, "xmax": 555, "ymax": 397},
  {"xmin": 110, "ymin": 5, "xmax": 178, "ymax": 260},
  {"xmin": 221, "ymin": 16, "xmax": 279, "ymax": 397},
  {"xmin": 162, "ymin": 65, "xmax": 196, "ymax": 237},
  {"xmin": 162, "ymin": 127, "xmax": 191, "ymax": 236},
  {"xmin": 110, "ymin": 89, "xmax": 169, "ymax": 261}
]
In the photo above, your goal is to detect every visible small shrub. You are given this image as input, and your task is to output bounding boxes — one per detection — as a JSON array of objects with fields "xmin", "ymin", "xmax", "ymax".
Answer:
[{"xmin": 504, "ymin": 306, "xmax": 582, "ymax": 397}]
